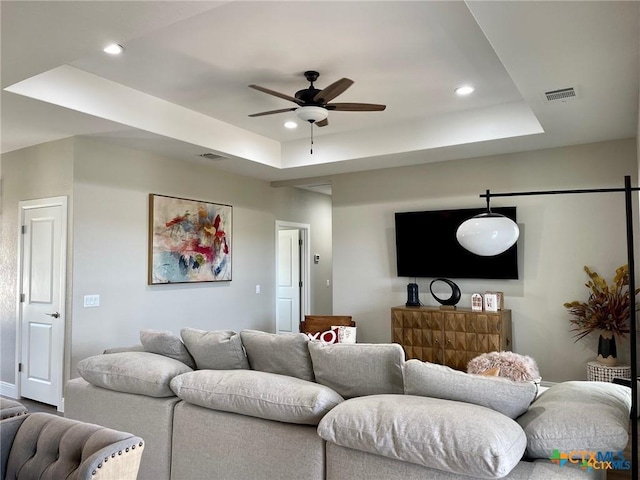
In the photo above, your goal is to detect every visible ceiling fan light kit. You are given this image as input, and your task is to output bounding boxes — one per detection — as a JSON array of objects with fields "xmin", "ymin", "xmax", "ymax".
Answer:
[
  {"xmin": 296, "ymin": 106, "xmax": 328, "ymax": 123},
  {"xmin": 248, "ymin": 70, "xmax": 386, "ymax": 153}
]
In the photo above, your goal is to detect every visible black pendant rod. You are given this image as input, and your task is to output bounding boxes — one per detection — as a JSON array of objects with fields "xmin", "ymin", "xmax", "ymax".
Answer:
[
  {"xmin": 475, "ymin": 176, "xmax": 638, "ymax": 480},
  {"xmin": 624, "ymin": 176, "xmax": 638, "ymax": 480},
  {"xmin": 479, "ymin": 186, "xmax": 640, "ymax": 198}
]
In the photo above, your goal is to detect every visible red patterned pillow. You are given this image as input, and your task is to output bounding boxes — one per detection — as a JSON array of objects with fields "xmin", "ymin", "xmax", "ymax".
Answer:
[{"xmin": 305, "ymin": 328, "xmax": 340, "ymax": 344}]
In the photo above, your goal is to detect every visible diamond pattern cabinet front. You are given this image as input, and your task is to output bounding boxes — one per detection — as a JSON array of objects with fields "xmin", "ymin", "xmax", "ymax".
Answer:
[{"xmin": 391, "ymin": 306, "xmax": 512, "ymax": 371}]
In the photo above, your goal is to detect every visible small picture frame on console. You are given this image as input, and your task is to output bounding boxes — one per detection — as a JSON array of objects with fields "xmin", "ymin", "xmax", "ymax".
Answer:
[
  {"xmin": 471, "ymin": 293, "xmax": 483, "ymax": 311},
  {"xmin": 483, "ymin": 293, "xmax": 499, "ymax": 312}
]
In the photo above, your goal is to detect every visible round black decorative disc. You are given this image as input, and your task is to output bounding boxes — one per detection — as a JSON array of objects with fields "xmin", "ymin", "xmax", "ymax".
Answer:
[{"xmin": 429, "ymin": 278, "xmax": 461, "ymax": 306}]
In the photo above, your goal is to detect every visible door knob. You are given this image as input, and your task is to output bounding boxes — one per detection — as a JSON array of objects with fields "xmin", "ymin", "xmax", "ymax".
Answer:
[{"xmin": 45, "ymin": 312, "xmax": 60, "ymax": 319}]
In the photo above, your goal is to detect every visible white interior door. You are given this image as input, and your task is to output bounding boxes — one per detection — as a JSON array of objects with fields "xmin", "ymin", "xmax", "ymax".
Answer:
[
  {"xmin": 277, "ymin": 229, "xmax": 301, "ymax": 334},
  {"xmin": 19, "ymin": 197, "xmax": 67, "ymax": 407}
]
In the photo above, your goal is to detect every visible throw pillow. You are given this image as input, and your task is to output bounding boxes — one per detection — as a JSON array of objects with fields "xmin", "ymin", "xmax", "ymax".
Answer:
[
  {"xmin": 240, "ymin": 330, "xmax": 315, "ymax": 381},
  {"xmin": 305, "ymin": 328, "xmax": 340, "ymax": 344},
  {"xmin": 77, "ymin": 351, "xmax": 192, "ymax": 397},
  {"xmin": 170, "ymin": 369, "xmax": 344, "ymax": 425},
  {"xmin": 403, "ymin": 359, "xmax": 538, "ymax": 419},
  {"xmin": 467, "ymin": 351, "xmax": 540, "ymax": 382},
  {"xmin": 517, "ymin": 381, "xmax": 631, "ymax": 459},
  {"xmin": 140, "ymin": 329, "xmax": 196, "ymax": 369},
  {"xmin": 331, "ymin": 325, "xmax": 356, "ymax": 344},
  {"xmin": 318, "ymin": 394, "xmax": 527, "ymax": 478},
  {"xmin": 308, "ymin": 342, "xmax": 404, "ymax": 398},
  {"xmin": 180, "ymin": 328, "xmax": 249, "ymax": 370}
]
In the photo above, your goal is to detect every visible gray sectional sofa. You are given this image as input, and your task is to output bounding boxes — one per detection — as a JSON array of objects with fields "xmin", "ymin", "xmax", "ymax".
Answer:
[{"xmin": 64, "ymin": 329, "xmax": 632, "ymax": 480}]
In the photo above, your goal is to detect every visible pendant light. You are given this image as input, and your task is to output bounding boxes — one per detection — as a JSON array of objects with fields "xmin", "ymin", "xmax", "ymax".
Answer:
[
  {"xmin": 296, "ymin": 106, "xmax": 328, "ymax": 154},
  {"xmin": 456, "ymin": 190, "xmax": 520, "ymax": 256}
]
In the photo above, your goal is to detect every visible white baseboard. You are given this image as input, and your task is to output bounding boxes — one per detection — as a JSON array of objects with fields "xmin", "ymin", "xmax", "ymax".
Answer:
[{"xmin": 0, "ymin": 381, "xmax": 17, "ymax": 398}]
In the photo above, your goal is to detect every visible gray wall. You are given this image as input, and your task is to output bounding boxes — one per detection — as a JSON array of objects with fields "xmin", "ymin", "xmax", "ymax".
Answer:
[
  {"xmin": 331, "ymin": 138, "xmax": 637, "ymax": 383},
  {"xmin": 70, "ymin": 137, "xmax": 332, "ymax": 370},
  {"xmin": 273, "ymin": 187, "xmax": 333, "ymax": 315},
  {"xmin": 0, "ymin": 138, "xmax": 74, "ymax": 390},
  {"xmin": 0, "ymin": 136, "xmax": 332, "ymax": 390},
  {"xmin": 2, "ymin": 135, "xmax": 637, "ymax": 389}
]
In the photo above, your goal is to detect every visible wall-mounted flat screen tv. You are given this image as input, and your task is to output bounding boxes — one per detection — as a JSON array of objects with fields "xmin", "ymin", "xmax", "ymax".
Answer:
[{"xmin": 394, "ymin": 207, "xmax": 518, "ymax": 280}]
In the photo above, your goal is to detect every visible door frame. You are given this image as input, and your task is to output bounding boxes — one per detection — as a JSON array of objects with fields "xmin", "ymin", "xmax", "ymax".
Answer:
[
  {"xmin": 275, "ymin": 221, "xmax": 310, "ymax": 332},
  {"xmin": 16, "ymin": 196, "xmax": 68, "ymax": 410}
]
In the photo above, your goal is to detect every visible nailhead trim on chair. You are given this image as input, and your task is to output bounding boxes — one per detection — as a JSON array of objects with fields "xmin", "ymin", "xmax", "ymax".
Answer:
[{"xmin": 91, "ymin": 441, "xmax": 144, "ymax": 476}]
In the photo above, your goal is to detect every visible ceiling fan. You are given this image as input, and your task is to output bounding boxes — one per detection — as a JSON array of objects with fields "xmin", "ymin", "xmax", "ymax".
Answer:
[{"xmin": 248, "ymin": 70, "xmax": 386, "ymax": 128}]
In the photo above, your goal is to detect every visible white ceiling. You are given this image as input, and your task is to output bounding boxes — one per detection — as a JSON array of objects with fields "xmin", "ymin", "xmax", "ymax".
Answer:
[{"xmin": 2, "ymin": 1, "xmax": 638, "ymax": 187}]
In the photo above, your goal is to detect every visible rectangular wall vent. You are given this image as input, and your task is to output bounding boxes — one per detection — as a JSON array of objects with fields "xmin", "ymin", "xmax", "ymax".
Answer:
[{"xmin": 544, "ymin": 87, "xmax": 577, "ymax": 102}]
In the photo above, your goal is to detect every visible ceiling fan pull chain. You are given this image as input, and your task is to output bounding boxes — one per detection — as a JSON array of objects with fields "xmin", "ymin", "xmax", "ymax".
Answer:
[{"xmin": 310, "ymin": 123, "xmax": 314, "ymax": 154}]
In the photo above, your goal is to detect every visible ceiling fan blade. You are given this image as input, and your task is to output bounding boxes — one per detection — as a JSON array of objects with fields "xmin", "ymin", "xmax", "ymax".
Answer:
[
  {"xmin": 313, "ymin": 78, "xmax": 354, "ymax": 104},
  {"xmin": 248, "ymin": 107, "xmax": 297, "ymax": 117},
  {"xmin": 327, "ymin": 103, "xmax": 386, "ymax": 112},
  {"xmin": 249, "ymin": 85, "xmax": 302, "ymax": 105},
  {"xmin": 316, "ymin": 118, "xmax": 329, "ymax": 127}
]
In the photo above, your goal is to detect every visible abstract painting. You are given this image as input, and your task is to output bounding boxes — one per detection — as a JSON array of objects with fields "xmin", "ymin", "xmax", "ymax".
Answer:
[{"xmin": 149, "ymin": 194, "xmax": 232, "ymax": 284}]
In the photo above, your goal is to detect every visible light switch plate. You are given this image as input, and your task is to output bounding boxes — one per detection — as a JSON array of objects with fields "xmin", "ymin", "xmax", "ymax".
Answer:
[{"xmin": 83, "ymin": 294, "xmax": 100, "ymax": 308}]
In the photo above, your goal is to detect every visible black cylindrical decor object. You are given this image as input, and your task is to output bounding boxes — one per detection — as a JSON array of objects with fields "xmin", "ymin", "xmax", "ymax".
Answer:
[{"xmin": 406, "ymin": 283, "xmax": 420, "ymax": 307}]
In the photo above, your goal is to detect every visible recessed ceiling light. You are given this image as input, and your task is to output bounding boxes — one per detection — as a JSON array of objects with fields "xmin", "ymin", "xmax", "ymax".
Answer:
[
  {"xmin": 103, "ymin": 44, "xmax": 124, "ymax": 55},
  {"xmin": 455, "ymin": 85, "xmax": 475, "ymax": 96},
  {"xmin": 284, "ymin": 121, "xmax": 298, "ymax": 129}
]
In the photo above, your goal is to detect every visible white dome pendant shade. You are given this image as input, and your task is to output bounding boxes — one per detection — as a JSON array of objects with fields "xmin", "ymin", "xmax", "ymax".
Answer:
[
  {"xmin": 456, "ymin": 213, "xmax": 520, "ymax": 256},
  {"xmin": 296, "ymin": 106, "xmax": 328, "ymax": 123}
]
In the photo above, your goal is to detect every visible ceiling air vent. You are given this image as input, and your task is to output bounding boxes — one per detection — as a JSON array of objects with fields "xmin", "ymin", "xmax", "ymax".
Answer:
[
  {"xmin": 198, "ymin": 153, "xmax": 225, "ymax": 161},
  {"xmin": 544, "ymin": 87, "xmax": 577, "ymax": 102}
]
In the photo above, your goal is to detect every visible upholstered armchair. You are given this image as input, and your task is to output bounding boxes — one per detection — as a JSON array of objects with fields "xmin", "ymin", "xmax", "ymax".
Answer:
[
  {"xmin": 0, "ymin": 398, "xmax": 28, "ymax": 420},
  {"xmin": 0, "ymin": 412, "xmax": 144, "ymax": 480}
]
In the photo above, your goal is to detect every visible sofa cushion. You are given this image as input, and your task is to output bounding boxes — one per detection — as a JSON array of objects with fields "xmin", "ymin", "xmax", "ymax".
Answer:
[
  {"xmin": 308, "ymin": 342, "xmax": 404, "ymax": 398},
  {"xmin": 170, "ymin": 369, "xmax": 343, "ymax": 425},
  {"xmin": 140, "ymin": 329, "xmax": 196, "ymax": 369},
  {"xmin": 181, "ymin": 328, "xmax": 249, "ymax": 370},
  {"xmin": 403, "ymin": 360, "xmax": 538, "ymax": 419},
  {"xmin": 318, "ymin": 394, "xmax": 527, "ymax": 478},
  {"xmin": 516, "ymin": 381, "xmax": 631, "ymax": 459},
  {"xmin": 77, "ymin": 351, "xmax": 192, "ymax": 397},
  {"xmin": 240, "ymin": 330, "xmax": 314, "ymax": 381},
  {"xmin": 103, "ymin": 345, "xmax": 145, "ymax": 354}
]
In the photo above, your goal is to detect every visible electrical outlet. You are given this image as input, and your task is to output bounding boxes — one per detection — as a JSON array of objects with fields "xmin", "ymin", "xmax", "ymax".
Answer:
[{"xmin": 255, "ymin": 285, "xmax": 261, "ymax": 294}]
